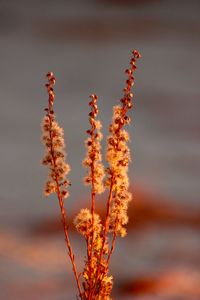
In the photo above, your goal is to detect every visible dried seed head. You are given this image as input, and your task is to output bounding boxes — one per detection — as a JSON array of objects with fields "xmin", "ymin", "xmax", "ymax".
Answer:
[
  {"xmin": 132, "ymin": 49, "xmax": 142, "ymax": 59},
  {"xmin": 83, "ymin": 94, "xmax": 105, "ymax": 194},
  {"xmin": 41, "ymin": 73, "xmax": 70, "ymax": 199},
  {"xmin": 46, "ymin": 71, "xmax": 54, "ymax": 79},
  {"xmin": 106, "ymin": 50, "xmax": 141, "ymax": 237}
]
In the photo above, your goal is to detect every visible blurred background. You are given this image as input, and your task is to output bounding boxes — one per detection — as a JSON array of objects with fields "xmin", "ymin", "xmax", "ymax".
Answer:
[{"xmin": 0, "ymin": 0, "xmax": 200, "ymax": 299}]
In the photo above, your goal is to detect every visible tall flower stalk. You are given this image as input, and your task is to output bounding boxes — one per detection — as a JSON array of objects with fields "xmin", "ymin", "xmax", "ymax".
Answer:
[
  {"xmin": 94, "ymin": 50, "xmax": 141, "ymax": 290},
  {"xmin": 105, "ymin": 50, "xmax": 141, "ymax": 266},
  {"xmin": 41, "ymin": 72, "xmax": 83, "ymax": 299},
  {"xmin": 41, "ymin": 50, "xmax": 141, "ymax": 300}
]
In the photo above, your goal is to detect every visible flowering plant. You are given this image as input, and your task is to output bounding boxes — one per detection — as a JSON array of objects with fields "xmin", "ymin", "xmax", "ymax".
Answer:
[{"xmin": 41, "ymin": 50, "xmax": 141, "ymax": 300}]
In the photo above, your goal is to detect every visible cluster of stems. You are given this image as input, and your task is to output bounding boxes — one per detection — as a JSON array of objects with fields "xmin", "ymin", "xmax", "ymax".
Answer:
[{"xmin": 41, "ymin": 50, "xmax": 141, "ymax": 300}]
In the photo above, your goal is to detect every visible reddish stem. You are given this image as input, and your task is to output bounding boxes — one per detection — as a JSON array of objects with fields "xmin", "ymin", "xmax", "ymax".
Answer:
[
  {"xmin": 46, "ymin": 76, "xmax": 83, "ymax": 300},
  {"xmin": 90, "ymin": 179, "xmax": 114, "ymax": 298},
  {"xmin": 88, "ymin": 99, "xmax": 97, "ymax": 299}
]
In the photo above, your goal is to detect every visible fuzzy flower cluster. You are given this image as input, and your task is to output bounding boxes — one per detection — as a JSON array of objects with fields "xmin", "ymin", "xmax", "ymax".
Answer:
[
  {"xmin": 74, "ymin": 208, "xmax": 102, "ymax": 238},
  {"xmin": 106, "ymin": 50, "xmax": 141, "ymax": 237},
  {"xmin": 41, "ymin": 72, "xmax": 70, "ymax": 199},
  {"xmin": 83, "ymin": 94, "xmax": 105, "ymax": 194},
  {"xmin": 98, "ymin": 275, "xmax": 113, "ymax": 300},
  {"xmin": 74, "ymin": 208, "xmax": 111, "ymax": 298}
]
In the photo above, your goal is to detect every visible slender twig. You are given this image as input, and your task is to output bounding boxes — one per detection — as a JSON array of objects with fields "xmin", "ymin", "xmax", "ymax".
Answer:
[
  {"xmin": 57, "ymin": 186, "xmax": 83, "ymax": 300},
  {"xmin": 89, "ymin": 179, "xmax": 114, "ymax": 298},
  {"xmin": 90, "ymin": 114, "xmax": 96, "ymax": 258},
  {"xmin": 106, "ymin": 218, "xmax": 118, "ymax": 265},
  {"xmin": 45, "ymin": 74, "xmax": 83, "ymax": 300},
  {"xmin": 97, "ymin": 219, "xmax": 118, "ymax": 290},
  {"xmin": 87, "ymin": 96, "xmax": 97, "ymax": 295}
]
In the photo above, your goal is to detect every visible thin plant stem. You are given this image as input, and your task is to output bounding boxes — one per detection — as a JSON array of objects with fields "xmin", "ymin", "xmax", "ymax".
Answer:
[
  {"xmin": 106, "ymin": 219, "xmax": 118, "ymax": 265},
  {"xmin": 97, "ymin": 220, "xmax": 118, "ymax": 290},
  {"xmin": 57, "ymin": 187, "xmax": 83, "ymax": 300},
  {"xmin": 46, "ymin": 79, "xmax": 83, "ymax": 300},
  {"xmin": 88, "ymin": 163, "xmax": 96, "ymax": 295},
  {"xmin": 87, "ymin": 98, "xmax": 97, "ymax": 295},
  {"xmin": 90, "ymin": 179, "xmax": 114, "ymax": 298}
]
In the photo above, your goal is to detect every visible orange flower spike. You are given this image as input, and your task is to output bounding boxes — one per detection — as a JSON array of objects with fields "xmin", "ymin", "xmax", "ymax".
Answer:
[
  {"xmin": 41, "ymin": 73, "xmax": 83, "ymax": 299},
  {"xmin": 106, "ymin": 50, "xmax": 141, "ymax": 237},
  {"xmin": 83, "ymin": 94, "xmax": 105, "ymax": 194}
]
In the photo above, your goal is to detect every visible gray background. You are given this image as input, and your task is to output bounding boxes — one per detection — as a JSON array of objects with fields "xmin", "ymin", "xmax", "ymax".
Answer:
[{"xmin": 0, "ymin": 1, "xmax": 200, "ymax": 299}]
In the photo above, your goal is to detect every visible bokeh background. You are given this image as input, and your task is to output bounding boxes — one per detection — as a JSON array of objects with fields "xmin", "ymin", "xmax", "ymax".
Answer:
[{"xmin": 0, "ymin": 0, "xmax": 200, "ymax": 299}]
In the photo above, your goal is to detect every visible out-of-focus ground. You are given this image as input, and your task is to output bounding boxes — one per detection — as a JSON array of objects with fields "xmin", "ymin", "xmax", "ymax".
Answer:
[{"xmin": 0, "ymin": 0, "xmax": 200, "ymax": 299}]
